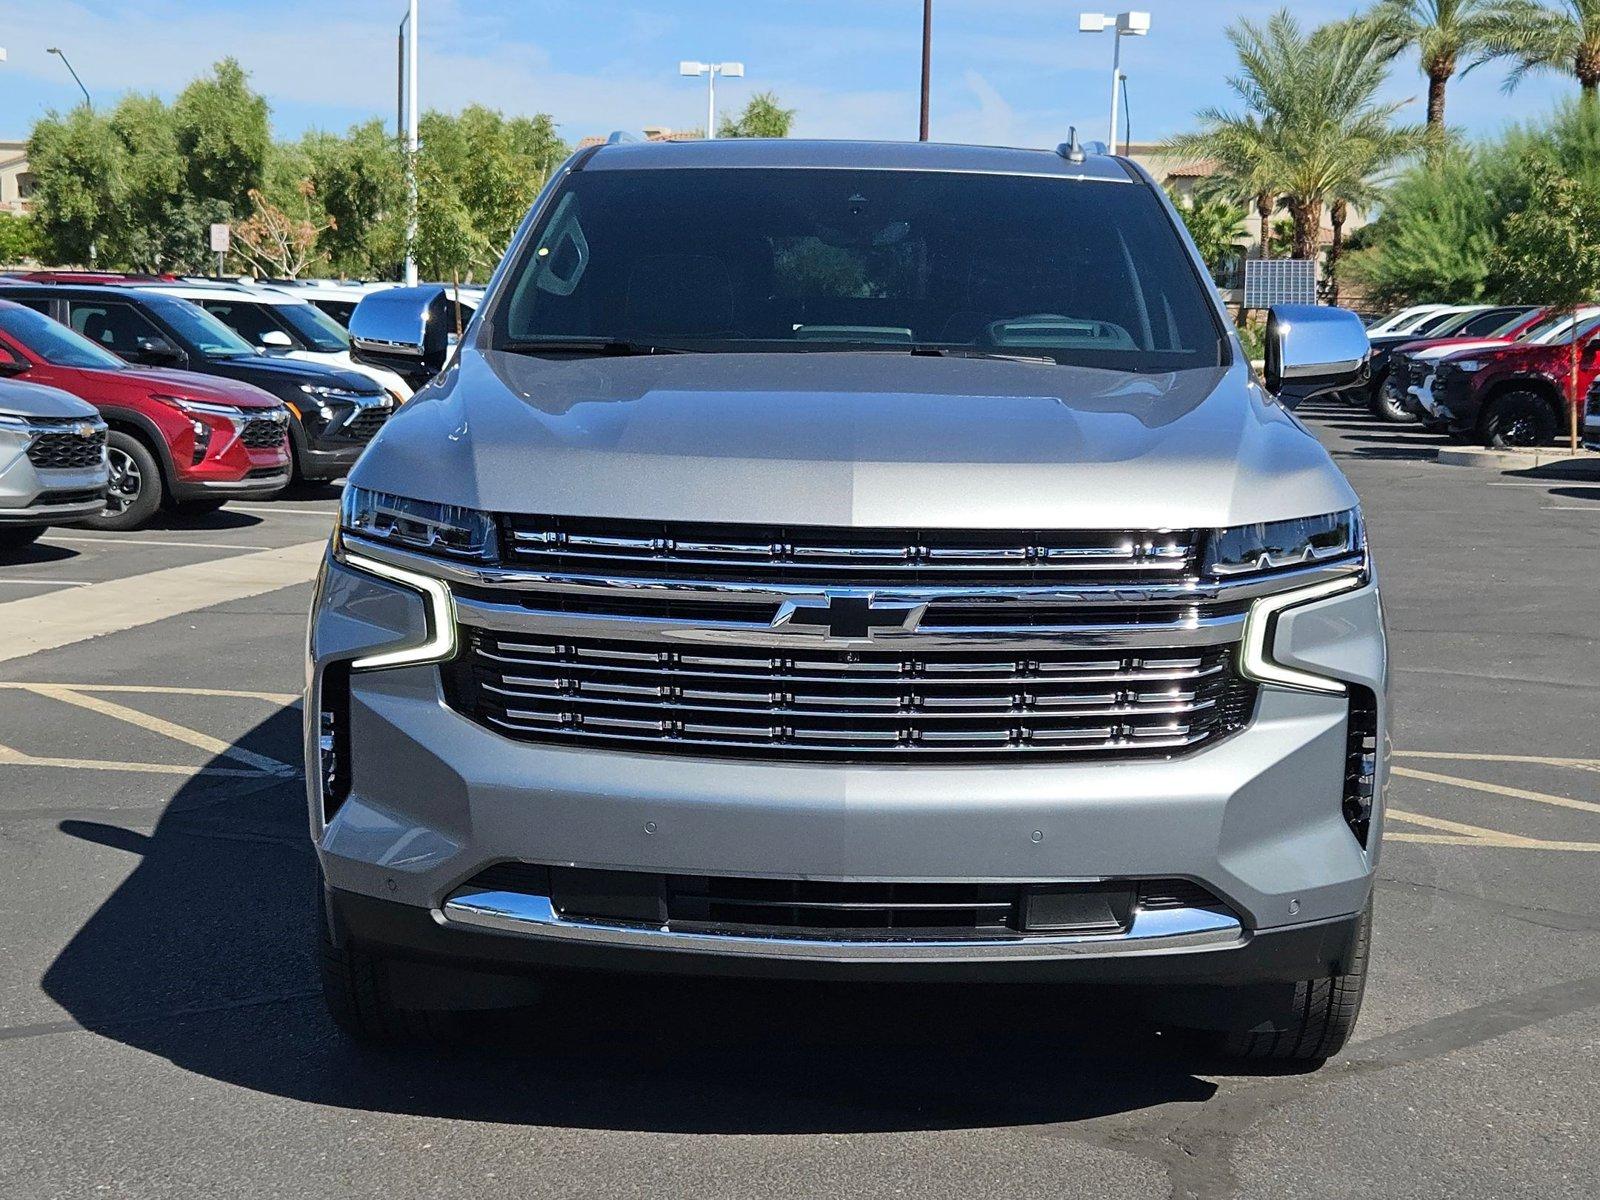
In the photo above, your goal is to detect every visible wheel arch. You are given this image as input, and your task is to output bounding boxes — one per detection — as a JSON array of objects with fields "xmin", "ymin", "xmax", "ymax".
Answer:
[
  {"xmin": 97, "ymin": 406, "xmax": 177, "ymax": 489},
  {"xmin": 1477, "ymin": 375, "xmax": 1565, "ymax": 433}
]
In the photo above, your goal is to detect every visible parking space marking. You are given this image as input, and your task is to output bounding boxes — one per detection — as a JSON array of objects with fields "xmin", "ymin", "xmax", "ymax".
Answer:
[
  {"xmin": 22, "ymin": 684, "xmax": 298, "ymax": 776},
  {"xmin": 1395, "ymin": 749, "xmax": 1600, "ymax": 773},
  {"xmin": 42, "ymin": 536, "xmax": 280, "ymax": 552},
  {"xmin": 0, "ymin": 743, "xmax": 264, "ymax": 779},
  {"xmin": 0, "ymin": 539, "xmax": 324, "ymax": 665},
  {"xmin": 0, "ymin": 579, "xmax": 91, "ymax": 588},
  {"xmin": 1392, "ymin": 764, "xmax": 1600, "ymax": 816},
  {"xmin": 1388, "ymin": 808, "xmax": 1600, "ymax": 852},
  {"xmin": 0, "ymin": 681, "xmax": 299, "ymax": 704}
]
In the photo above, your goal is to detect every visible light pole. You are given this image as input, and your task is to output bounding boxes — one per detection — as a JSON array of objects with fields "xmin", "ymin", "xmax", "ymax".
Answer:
[
  {"xmin": 679, "ymin": 61, "xmax": 744, "ymax": 139},
  {"xmin": 1078, "ymin": 12, "xmax": 1148, "ymax": 153},
  {"xmin": 919, "ymin": 0, "xmax": 932, "ymax": 141},
  {"xmin": 398, "ymin": 0, "xmax": 419, "ymax": 287},
  {"xmin": 46, "ymin": 47, "xmax": 92, "ymax": 111}
]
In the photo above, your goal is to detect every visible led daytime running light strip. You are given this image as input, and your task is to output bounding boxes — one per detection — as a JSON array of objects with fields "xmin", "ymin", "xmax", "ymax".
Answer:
[
  {"xmin": 1239, "ymin": 574, "xmax": 1365, "ymax": 694},
  {"xmin": 343, "ymin": 551, "xmax": 457, "ymax": 671}
]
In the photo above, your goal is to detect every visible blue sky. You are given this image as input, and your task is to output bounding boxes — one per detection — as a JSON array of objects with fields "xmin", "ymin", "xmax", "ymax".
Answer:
[{"xmin": 0, "ymin": 0, "xmax": 1577, "ymax": 148}]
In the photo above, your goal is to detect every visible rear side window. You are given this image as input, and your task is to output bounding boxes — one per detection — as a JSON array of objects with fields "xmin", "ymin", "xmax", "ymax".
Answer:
[
  {"xmin": 68, "ymin": 301, "xmax": 165, "ymax": 356},
  {"xmin": 201, "ymin": 301, "xmax": 288, "ymax": 348},
  {"xmin": 497, "ymin": 167, "xmax": 1222, "ymax": 371}
]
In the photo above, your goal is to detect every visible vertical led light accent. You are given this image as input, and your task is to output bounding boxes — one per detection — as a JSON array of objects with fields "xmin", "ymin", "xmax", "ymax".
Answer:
[
  {"xmin": 343, "ymin": 552, "xmax": 457, "ymax": 671},
  {"xmin": 1239, "ymin": 574, "xmax": 1364, "ymax": 694}
]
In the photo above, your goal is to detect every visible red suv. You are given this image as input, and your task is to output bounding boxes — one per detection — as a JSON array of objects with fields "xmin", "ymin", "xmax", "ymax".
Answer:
[
  {"xmin": 0, "ymin": 299, "xmax": 290, "ymax": 529},
  {"xmin": 1433, "ymin": 313, "xmax": 1600, "ymax": 447}
]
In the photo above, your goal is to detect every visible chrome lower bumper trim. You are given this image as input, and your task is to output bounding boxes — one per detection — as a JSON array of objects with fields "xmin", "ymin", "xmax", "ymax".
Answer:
[{"xmin": 439, "ymin": 889, "xmax": 1245, "ymax": 960}]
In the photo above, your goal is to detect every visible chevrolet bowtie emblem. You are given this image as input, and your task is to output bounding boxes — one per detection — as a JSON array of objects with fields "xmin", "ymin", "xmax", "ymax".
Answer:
[{"xmin": 772, "ymin": 592, "xmax": 927, "ymax": 639}]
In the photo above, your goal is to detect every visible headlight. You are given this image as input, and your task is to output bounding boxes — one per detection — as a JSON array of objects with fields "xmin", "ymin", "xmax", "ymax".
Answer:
[
  {"xmin": 1453, "ymin": 359, "xmax": 1484, "ymax": 373},
  {"xmin": 1202, "ymin": 509, "xmax": 1364, "ymax": 578},
  {"xmin": 301, "ymin": 384, "xmax": 365, "ymax": 401},
  {"xmin": 151, "ymin": 394, "xmax": 249, "ymax": 421},
  {"xmin": 340, "ymin": 486, "xmax": 498, "ymax": 562},
  {"xmin": 0, "ymin": 410, "xmax": 33, "ymax": 444},
  {"xmin": 0, "ymin": 410, "xmax": 33, "ymax": 430}
]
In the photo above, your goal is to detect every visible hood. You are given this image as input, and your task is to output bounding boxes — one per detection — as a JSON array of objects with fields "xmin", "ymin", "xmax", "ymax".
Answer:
[
  {"xmin": 1411, "ymin": 337, "xmax": 1513, "ymax": 361},
  {"xmin": 351, "ymin": 351, "xmax": 1357, "ymax": 531},
  {"xmin": 207, "ymin": 353, "xmax": 379, "ymax": 394},
  {"xmin": 0, "ymin": 376, "xmax": 100, "ymax": 420},
  {"xmin": 102, "ymin": 366, "xmax": 284, "ymax": 409}
]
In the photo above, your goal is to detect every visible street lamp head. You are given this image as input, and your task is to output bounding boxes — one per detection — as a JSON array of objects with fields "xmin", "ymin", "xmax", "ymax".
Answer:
[
  {"xmin": 1117, "ymin": 11, "xmax": 1151, "ymax": 35},
  {"xmin": 47, "ymin": 46, "xmax": 62, "ymax": 55},
  {"xmin": 1077, "ymin": 13, "xmax": 1112, "ymax": 33},
  {"xmin": 680, "ymin": 60, "xmax": 709, "ymax": 76},
  {"xmin": 718, "ymin": 62, "xmax": 745, "ymax": 78}
]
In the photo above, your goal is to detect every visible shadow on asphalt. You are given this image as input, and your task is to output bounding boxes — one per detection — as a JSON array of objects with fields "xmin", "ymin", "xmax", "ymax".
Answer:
[
  {"xmin": 0, "ymin": 540, "xmax": 79, "ymax": 565},
  {"xmin": 37, "ymin": 710, "xmax": 1303, "ymax": 1134}
]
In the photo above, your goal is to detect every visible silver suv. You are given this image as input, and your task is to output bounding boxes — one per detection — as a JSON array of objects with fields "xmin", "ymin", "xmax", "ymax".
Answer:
[
  {"xmin": 0, "ymin": 377, "xmax": 109, "ymax": 551},
  {"xmin": 309, "ymin": 139, "xmax": 1385, "ymax": 1062}
]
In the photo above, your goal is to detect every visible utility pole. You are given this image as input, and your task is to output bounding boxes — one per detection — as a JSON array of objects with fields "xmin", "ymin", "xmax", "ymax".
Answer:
[
  {"xmin": 400, "ymin": 0, "xmax": 419, "ymax": 287},
  {"xmin": 919, "ymin": 0, "xmax": 932, "ymax": 141}
]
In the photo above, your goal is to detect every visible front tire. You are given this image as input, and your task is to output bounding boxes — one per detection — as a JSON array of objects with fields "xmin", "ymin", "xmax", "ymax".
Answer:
[
  {"xmin": 81, "ymin": 431, "xmax": 163, "ymax": 531},
  {"xmin": 1371, "ymin": 377, "xmax": 1417, "ymax": 424},
  {"xmin": 1221, "ymin": 899, "xmax": 1372, "ymax": 1062},
  {"xmin": 1482, "ymin": 390, "xmax": 1559, "ymax": 449}
]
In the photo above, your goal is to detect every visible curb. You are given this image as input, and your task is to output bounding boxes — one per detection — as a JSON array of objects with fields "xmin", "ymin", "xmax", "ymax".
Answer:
[{"xmin": 1435, "ymin": 446, "xmax": 1600, "ymax": 478}]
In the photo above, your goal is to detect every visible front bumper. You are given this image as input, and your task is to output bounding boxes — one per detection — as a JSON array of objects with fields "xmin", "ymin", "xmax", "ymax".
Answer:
[
  {"xmin": 0, "ymin": 443, "xmax": 107, "ymax": 524},
  {"xmin": 306, "ymin": 553, "xmax": 1388, "ymax": 984},
  {"xmin": 292, "ymin": 394, "xmax": 394, "ymax": 480}
]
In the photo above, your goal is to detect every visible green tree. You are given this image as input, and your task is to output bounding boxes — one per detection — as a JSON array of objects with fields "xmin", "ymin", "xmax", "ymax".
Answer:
[
  {"xmin": 1489, "ymin": 0, "xmax": 1600, "ymax": 95},
  {"xmin": 1490, "ymin": 159, "xmax": 1600, "ymax": 448},
  {"xmin": 27, "ymin": 107, "xmax": 121, "ymax": 265},
  {"xmin": 1167, "ymin": 11, "xmax": 1426, "ymax": 263},
  {"xmin": 304, "ymin": 121, "xmax": 406, "ymax": 278},
  {"xmin": 1167, "ymin": 187, "xmax": 1247, "ymax": 282},
  {"xmin": 1367, "ymin": 1, "xmax": 1529, "ymax": 131},
  {"xmin": 718, "ymin": 92, "xmax": 797, "ymax": 138},
  {"xmin": 173, "ymin": 58, "xmax": 270, "ymax": 216},
  {"xmin": 0, "ymin": 212, "xmax": 43, "ymax": 265},
  {"xmin": 105, "ymin": 93, "xmax": 204, "ymax": 271},
  {"xmin": 1345, "ymin": 143, "xmax": 1499, "ymax": 304}
]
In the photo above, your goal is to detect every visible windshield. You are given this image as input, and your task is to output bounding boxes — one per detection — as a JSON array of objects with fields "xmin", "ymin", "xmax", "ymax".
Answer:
[
  {"xmin": 496, "ymin": 167, "xmax": 1223, "ymax": 371},
  {"xmin": 147, "ymin": 296, "xmax": 257, "ymax": 358},
  {"xmin": 274, "ymin": 301, "xmax": 350, "ymax": 352},
  {"xmin": 1526, "ymin": 309, "xmax": 1598, "ymax": 343},
  {"xmin": 1410, "ymin": 309, "xmax": 1467, "ymax": 335},
  {"xmin": 0, "ymin": 304, "xmax": 126, "ymax": 370}
]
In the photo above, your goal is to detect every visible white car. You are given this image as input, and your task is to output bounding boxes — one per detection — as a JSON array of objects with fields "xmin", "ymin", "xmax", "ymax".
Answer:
[
  {"xmin": 133, "ymin": 283, "xmax": 413, "ymax": 402},
  {"xmin": 254, "ymin": 281, "xmax": 399, "ymax": 331},
  {"xmin": 1366, "ymin": 304, "xmax": 1454, "ymax": 337}
]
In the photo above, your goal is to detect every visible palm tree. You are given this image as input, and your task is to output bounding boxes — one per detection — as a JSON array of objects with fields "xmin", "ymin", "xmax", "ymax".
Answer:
[
  {"xmin": 1166, "ymin": 11, "xmax": 1427, "ymax": 263},
  {"xmin": 1167, "ymin": 186, "xmax": 1248, "ymax": 282},
  {"xmin": 1367, "ymin": 0, "xmax": 1528, "ymax": 130},
  {"xmin": 1489, "ymin": 0, "xmax": 1600, "ymax": 95}
]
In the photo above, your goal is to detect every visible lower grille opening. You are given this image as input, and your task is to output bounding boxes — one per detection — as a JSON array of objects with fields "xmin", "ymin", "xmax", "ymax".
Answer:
[
  {"xmin": 459, "ymin": 864, "xmax": 1228, "ymax": 942},
  {"xmin": 35, "ymin": 489, "xmax": 105, "ymax": 507},
  {"xmin": 1344, "ymin": 686, "xmax": 1379, "ymax": 848}
]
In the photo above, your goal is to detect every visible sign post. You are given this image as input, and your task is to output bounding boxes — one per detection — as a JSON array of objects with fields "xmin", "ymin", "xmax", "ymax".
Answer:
[{"xmin": 208, "ymin": 223, "xmax": 230, "ymax": 278}]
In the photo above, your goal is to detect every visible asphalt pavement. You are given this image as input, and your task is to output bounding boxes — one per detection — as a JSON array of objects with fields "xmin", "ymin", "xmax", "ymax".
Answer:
[{"xmin": 0, "ymin": 413, "xmax": 1596, "ymax": 1200}]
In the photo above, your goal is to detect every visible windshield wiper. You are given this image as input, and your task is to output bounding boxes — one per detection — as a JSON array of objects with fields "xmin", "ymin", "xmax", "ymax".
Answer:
[
  {"xmin": 500, "ymin": 338, "xmax": 690, "ymax": 357},
  {"xmin": 906, "ymin": 345, "xmax": 1058, "ymax": 365}
]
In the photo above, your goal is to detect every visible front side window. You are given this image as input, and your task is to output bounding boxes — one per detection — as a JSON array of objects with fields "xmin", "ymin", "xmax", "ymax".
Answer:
[
  {"xmin": 201, "ymin": 300, "xmax": 290, "ymax": 348},
  {"xmin": 68, "ymin": 301, "xmax": 167, "ymax": 358},
  {"xmin": 496, "ymin": 168, "xmax": 1223, "ymax": 371},
  {"xmin": 0, "ymin": 303, "xmax": 126, "ymax": 369},
  {"xmin": 145, "ymin": 296, "xmax": 256, "ymax": 358},
  {"xmin": 274, "ymin": 301, "xmax": 350, "ymax": 352}
]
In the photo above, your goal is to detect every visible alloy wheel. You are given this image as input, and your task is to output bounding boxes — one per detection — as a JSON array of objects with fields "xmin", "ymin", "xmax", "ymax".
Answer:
[{"xmin": 105, "ymin": 446, "xmax": 142, "ymax": 515}]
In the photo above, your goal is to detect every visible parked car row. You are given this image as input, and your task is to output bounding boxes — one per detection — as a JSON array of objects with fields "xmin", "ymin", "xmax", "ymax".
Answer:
[
  {"xmin": 0, "ymin": 276, "xmax": 428, "ymax": 543},
  {"xmin": 1351, "ymin": 301, "xmax": 1600, "ymax": 447}
]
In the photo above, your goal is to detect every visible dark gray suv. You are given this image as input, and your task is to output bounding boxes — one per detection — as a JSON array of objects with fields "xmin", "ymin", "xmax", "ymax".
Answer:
[{"xmin": 308, "ymin": 139, "xmax": 1385, "ymax": 1062}]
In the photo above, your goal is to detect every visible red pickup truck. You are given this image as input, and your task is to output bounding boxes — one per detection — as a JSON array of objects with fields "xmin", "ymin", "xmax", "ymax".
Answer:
[
  {"xmin": 0, "ymin": 299, "xmax": 290, "ymax": 529},
  {"xmin": 1432, "ymin": 313, "xmax": 1600, "ymax": 446}
]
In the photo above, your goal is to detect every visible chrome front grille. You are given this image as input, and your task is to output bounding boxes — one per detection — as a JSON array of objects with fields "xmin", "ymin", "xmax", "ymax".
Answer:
[
  {"xmin": 444, "ymin": 629, "xmax": 1255, "ymax": 760},
  {"xmin": 27, "ymin": 428, "xmax": 106, "ymax": 470},
  {"xmin": 501, "ymin": 515, "xmax": 1199, "ymax": 587}
]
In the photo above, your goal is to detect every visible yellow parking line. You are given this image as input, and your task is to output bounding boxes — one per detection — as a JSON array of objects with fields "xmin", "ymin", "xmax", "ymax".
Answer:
[
  {"xmin": 1387, "ymin": 808, "xmax": 1600, "ymax": 852},
  {"xmin": 0, "ymin": 743, "xmax": 263, "ymax": 778},
  {"xmin": 1394, "ymin": 750, "xmax": 1600, "ymax": 771},
  {"xmin": 1392, "ymin": 765, "xmax": 1600, "ymax": 817},
  {"xmin": 0, "ymin": 682, "xmax": 298, "ymax": 704},
  {"xmin": 23, "ymin": 685, "xmax": 297, "ymax": 777}
]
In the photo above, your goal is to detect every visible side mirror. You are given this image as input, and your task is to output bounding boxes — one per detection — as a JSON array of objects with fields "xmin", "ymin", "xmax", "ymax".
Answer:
[
  {"xmin": 0, "ymin": 354, "xmax": 29, "ymax": 376},
  {"xmin": 131, "ymin": 335, "xmax": 186, "ymax": 368},
  {"xmin": 1263, "ymin": 304, "xmax": 1370, "ymax": 409},
  {"xmin": 259, "ymin": 329, "xmax": 295, "ymax": 351},
  {"xmin": 348, "ymin": 285, "xmax": 451, "ymax": 389}
]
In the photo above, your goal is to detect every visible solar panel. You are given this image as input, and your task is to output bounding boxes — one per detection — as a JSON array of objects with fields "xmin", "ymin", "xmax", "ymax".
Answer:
[{"xmin": 1243, "ymin": 259, "xmax": 1317, "ymax": 309}]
